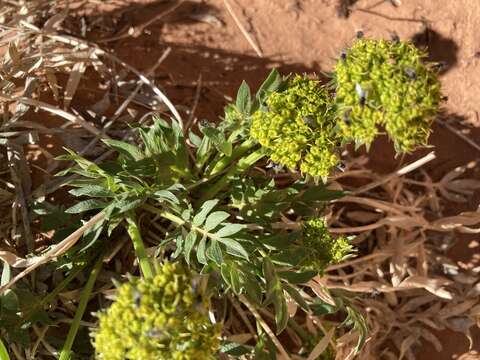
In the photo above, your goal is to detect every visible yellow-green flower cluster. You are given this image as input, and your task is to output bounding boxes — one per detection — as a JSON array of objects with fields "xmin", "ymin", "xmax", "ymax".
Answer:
[
  {"xmin": 302, "ymin": 218, "xmax": 353, "ymax": 272},
  {"xmin": 93, "ymin": 262, "xmax": 220, "ymax": 360},
  {"xmin": 334, "ymin": 39, "xmax": 441, "ymax": 152},
  {"xmin": 250, "ymin": 75, "xmax": 339, "ymax": 177}
]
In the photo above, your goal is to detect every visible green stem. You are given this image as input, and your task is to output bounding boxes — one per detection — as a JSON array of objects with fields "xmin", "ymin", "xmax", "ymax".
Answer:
[
  {"xmin": 208, "ymin": 138, "xmax": 256, "ymax": 176},
  {"xmin": 126, "ymin": 213, "xmax": 154, "ymax": 279},
  {"xmin": 141, "ymin": 204, "xmax": 210, "ymax": 240},
  {"xmin": 143, "ymin": 206, "xmax": 185, "ymax": 226},
  {"xmin": 58, "ymin": 256, "xmax": 103, "ymax": 360},
  {"xmin": 198, "ymin": 149, "xmax": 265, "ymax": 204}
]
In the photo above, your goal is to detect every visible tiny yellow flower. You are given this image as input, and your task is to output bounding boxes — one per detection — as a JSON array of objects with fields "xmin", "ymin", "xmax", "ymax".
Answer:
[{"xmin": 92, "ymin": 262, "xmax": 221, "ymax": 360}]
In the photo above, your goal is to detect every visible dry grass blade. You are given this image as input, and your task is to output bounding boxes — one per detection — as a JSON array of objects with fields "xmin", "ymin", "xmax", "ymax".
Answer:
[
  {"xmin": 307, "ymin": 327, "xmax": 335, "ymax": 360},
  {"xmin": 0, "ymin": 211, "xmax": 105, "ymax": 294},
  {"xmin": 327, "ymin": 151, "xmax": 480, "ymax": 358},
  {"xmin": 223, "ymin": 0, "xmax": 263, "ymax": 57},
  {"xmin": 240, "ymin": 295, "xmax": 292, "ymax": 360}
]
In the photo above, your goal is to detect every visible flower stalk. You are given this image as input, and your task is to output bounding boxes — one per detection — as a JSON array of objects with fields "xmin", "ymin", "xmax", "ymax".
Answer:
[{"xmin": 126, "ymin": 213, "xmax": 154, "ymax": 279}]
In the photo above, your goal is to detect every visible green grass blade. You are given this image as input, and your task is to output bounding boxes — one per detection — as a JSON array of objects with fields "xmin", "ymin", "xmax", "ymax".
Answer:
[
  {"xmin": 58, "ymin": 256, "xmax": 104, "ymax": 360},
  {"xmin": 0, "ymin": 338, "xmax": 10, "ymax": 360}
]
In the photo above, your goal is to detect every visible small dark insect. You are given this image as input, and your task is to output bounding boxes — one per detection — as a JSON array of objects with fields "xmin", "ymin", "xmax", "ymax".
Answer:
[
  {"xmin": 431, "ymin": 61, "xmax": 447, "ymax": 72},
  {"xmin": 390, "ymin": 32, "xmax": 400, "ymax": 43},
  {"xmin": 355, "ymin": 83, "xmax": 367, "ymax": 106},
  {"xmin": 199, "ymin": 119, "xmax": 213, "ymax": 128},
  {"xmin": 340, "ymin": 50, "xmax": 347, "ymax": 61},
  {"xmin": 404, "ymin": 68, "xmax": 417, "ymax": 79},
  {"xmin": 356, "ymin": 30, "xmax": 364, "ymax": 39},
  {"xmin": 133, "ymin": 290, "xmax": 142, "ymax": 308},
  {"xmin": 146, "ymin": 329, "xmax": 166, "ymax": 339},
  {"xmin": 342, "ymin": 110, "xmax": 351, "ymax": 124},
  {"xmin": 441, "ymin": 95, "xmax": 449, "ymax": 102},
  {"xmin": 371, "ymin": 288, "xmax": 381, "ymax": 297}
]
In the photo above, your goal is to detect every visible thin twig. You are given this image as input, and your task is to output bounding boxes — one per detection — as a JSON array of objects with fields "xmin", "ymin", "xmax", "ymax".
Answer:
[
  {"xmin": 98, "ymin": 0, "xmax": 186, "ymax": 43},
  {"xmin": 435, "ymin": 118, "xmax": 480, "ymax": 153},
  {"xmin": 239, "ymin": 295, "xmax": 291, "ymax": 360},
  {"xmin": 351, "ymin": 151, "xmax": 436, "ymax": 195},
  {"xmin": 185, "ymin": 73, "xmax": 203, "ymax": 132},
  {"xmin": 0, "ymin": 211, "xmax": 105, "ymax": 294},
  {"xmin": 223, "ymin": 0, "xmax": 263, "ymax": 57}
]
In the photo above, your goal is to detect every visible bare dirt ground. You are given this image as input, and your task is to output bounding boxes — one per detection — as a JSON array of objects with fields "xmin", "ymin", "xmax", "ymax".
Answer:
[{"xmin": 25, "ymin": 0, "xmax": 480, "ymax": 358}]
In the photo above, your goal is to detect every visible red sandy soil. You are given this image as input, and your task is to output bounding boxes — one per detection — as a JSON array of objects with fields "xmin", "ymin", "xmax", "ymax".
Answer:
[{"xmin": 62, "ymin": 0, "xmax": 480, "ymax": 358}]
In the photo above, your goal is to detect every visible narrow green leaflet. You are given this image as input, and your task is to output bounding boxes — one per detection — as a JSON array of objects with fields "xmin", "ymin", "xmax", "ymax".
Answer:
[
  {"xmin": 216, "ymin": 238, "xmax": 249, "ymax": 260},
  {"xmin": 236, "ymin": 80, "xmax": 252, "ymax": 114},
  {"xmin": 282, "ymin": 283, "xmax": 309, "ymax": 312},
  {"xmin": 277, "ymin": 270, "xmax": 317, "ymax": 284},
  {"xmin": 204, "ymin": 211, "xmax": 230, "ymax": 231},
  {"xmin": 65, "ymin": 199, "xmax": 106, "ymax": 214},
  {"xmin": 193, "ymin": 199, "xmax": 219, "ymax": 226},
  {"xmin": 102, "ymin": 139, "xmax": 144, "ymax": 161},
  {"xmin": 262, "ymin": 257, "xmax": 288, "ymax": 334},
  {"xmin": 297, "ymin": 185, "xmax": 345, "ymax": 203},
  {"xmin": 69, "ymin": 185, "xmax": 113, "ymax": 198},
  {"xmin": 344, "ymin": 305, "xmax": 369, "ymax": 353},
  {"xmin": 154, "ymin": 190, "xmax": 180, "ymax": 205},
  {"xmin": 200, "ymin": 125, "xmax": 232, "ymax": 156},
  {"xmin": 196, "ymin": 235, "xmax": 208, "ymax": 264},
  {"xmin": 183, "ymin": 231, "xmax": 197, "ymax": 264},
  {"xmin": 256, "ymin": 69, "xmax": 281, "ymax": 104},
  {"xmin": 214, "ymin": 223, "xmax": 245, "ymax": 238},
  {"xmin": 206, "ymin": 239, "xmax": 223, "ymax": 265},
  {"xmin": 220, "ymin": 341, "xmax": 251, "ymax": 356},
  {"xmin": 0, "ymin": 337, "xmax": 10, "ymax": 360}
]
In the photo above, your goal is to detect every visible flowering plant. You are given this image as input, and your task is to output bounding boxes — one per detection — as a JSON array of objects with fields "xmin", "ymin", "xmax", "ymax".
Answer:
[{"xmin": 56, "ymin": 38, "xmax": 440, "ymax": 359}]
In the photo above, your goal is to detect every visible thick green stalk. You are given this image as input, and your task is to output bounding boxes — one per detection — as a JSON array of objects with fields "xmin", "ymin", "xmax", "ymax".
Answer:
[
  {"xmin": 58, "ymin": 256, "xmax": 103, "ymax": 360},
  {"xmin": 208, "ymin": 138, "xmax": 256, "ymax": 176},
  {"xmin": 126, "ymin": 213, "xmax": 154, "ymax": 279},
  {"xmin": 198, "ymin": 149, "xmax": 265, "ymax": 204}
]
